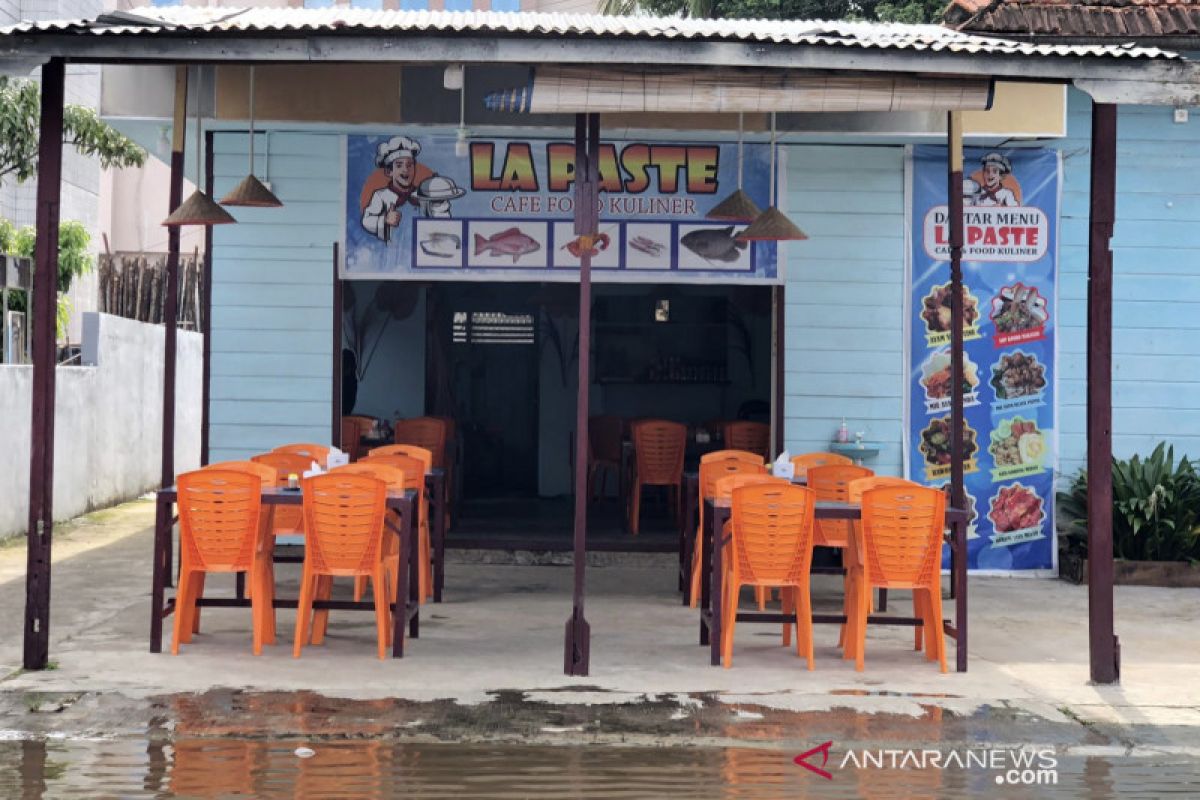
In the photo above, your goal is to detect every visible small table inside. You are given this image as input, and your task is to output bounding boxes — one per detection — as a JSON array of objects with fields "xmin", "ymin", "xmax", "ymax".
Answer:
[{"xmin": 151, "ymin": 485, "xmax": 421, "ymax": 658}]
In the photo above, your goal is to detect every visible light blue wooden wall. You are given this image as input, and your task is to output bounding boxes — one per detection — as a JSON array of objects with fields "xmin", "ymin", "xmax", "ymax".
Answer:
[
  {"xmin": 208, "ymin": 132, "xmax": 341, "ymax": 462},
  {"xmin": 782, "ymin": 145, "xmax": 906, "ymax": 476}
]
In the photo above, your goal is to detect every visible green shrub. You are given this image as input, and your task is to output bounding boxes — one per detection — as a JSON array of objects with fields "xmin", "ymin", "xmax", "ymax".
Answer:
[{"xmin": 1058, "ymin": 443, "xmax": 1200, "ymax": 562}]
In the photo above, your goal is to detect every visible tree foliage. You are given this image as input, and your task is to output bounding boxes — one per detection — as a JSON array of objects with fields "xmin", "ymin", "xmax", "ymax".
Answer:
[
  {"xmin": 599, "ymin": 0, "xmax": 947, "ymax": 24},
  {"xmin": 0, "ymin": 76, "xmax": 146, "ymax": 187}
]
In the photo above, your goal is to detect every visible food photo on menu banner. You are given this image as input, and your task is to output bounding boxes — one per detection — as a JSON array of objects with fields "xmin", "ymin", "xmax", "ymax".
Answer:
[{"xmin": 906, "ymin": 145, "xmax": 1059, "ymax": 572}]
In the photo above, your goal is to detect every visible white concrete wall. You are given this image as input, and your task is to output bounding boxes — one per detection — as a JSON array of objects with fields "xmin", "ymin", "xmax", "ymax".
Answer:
[{"xmin": 0, "ymin": 312, "xmax": 201, "ymax": 540}]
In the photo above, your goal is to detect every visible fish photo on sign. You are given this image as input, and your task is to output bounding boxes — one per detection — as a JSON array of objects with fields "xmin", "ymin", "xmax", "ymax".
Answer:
[
  {"xmin": 466, "ymin": 221, "xmax": 548, "ymax": 269},
  {"xmin": 676, "ymin": 224, "xmax": 752, "ymax": 271},
  {"xmin": 413, "ymin": 219, "xmax": 466, "ymax": 268},
  {"xmin": 624, "ymin": 222, "xmax": 672, "ymax": 271}
]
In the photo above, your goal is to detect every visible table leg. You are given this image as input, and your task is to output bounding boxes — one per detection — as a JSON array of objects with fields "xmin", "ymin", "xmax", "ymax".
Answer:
[
  {"xmin": 391, "ymin": 498, "xmax": 411, "ymax": 658},
  {"xmin": 409, "ymin": 498, "xmax": 421, "ymax": 640},
  {"xmin": 432, "ymin": 473, "xmax": 446, "ymax": 603},
  {"xmin": 150, "ymin": 495, "xmax": 169, "ymax": 653},
  {"xmin": 699, "ymin": 498, "xmax": 712, "ymax": 646},
  {"xmin": 878, "ymin": 588, "xmax": 888, "ymax": 612},
  {"xmin": 680, "ymin": 475, "xmax": 696, "ymax": 603},
  {"xmin": 710, "ymin": 505, "xmax": 728, "ymax": 667}
]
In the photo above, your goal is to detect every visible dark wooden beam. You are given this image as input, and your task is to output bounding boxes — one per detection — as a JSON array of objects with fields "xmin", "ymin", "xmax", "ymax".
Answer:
[
  {"xmin": 772, "ymin": 285, "xmax": 785, "ymax": 458},
  {"xmin": 332, "ymin": 242, "xmax": 342, "ymax": 446},
  {"xmin": 200, "ymin": 128, "xmax": 214, "ymax": 465},
  {"xmin": 1087, "ymin": 101, "xmax": 1119, "ymax": 685},
  {"xmin": 23, "ymin": 57, "xmax": 65, "ymax": 670},
  {"xmin": 947, "ymin": 110, "xmax": 968, "ymax": 673},
  {"xmin": 161, "ymin": 65, "xmax": 187, "ymax": 487}
]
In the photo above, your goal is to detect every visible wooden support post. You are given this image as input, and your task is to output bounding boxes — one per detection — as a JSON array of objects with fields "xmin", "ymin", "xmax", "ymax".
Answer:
[
  {"xmin": 161, "ymin": 65, "xmax": 187, "ymax": 487},
  {"xmin": 565, "ymin": 113, "xmax": 599, "ymax": 677},
  {"xmin": 200, "ymin": 128, "xmax": 214, "ymax": 465},
  {"xmin": 332, "ymin": 243, "xmax": 343, "ymax": 446},
  {"xmin": 947, "ymin": 111, "xmax": 968, "ymax": 673},
  {"xmin": 1087, "ymin": 102, "xmax": 1119, "ymax": 685},
  {"xmin": 771, "ymin": 285, "xmax": 785, "ymax": 458},
  {"xmin": 23, "ymin": 58, "xmax": 65, "ymax": 670}
]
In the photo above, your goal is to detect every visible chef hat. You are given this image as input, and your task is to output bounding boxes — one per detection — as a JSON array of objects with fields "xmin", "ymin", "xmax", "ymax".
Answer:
[
  {"xmin": 980, "ymin": 151, "xmax": 1012, "ymax": 175},
  {"xmin": 376, "ymin": 135, "xmax": 422, "ymax": 167}
]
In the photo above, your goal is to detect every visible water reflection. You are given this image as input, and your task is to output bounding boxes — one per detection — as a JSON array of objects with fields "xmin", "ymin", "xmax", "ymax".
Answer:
[{"xmin": 1, "ymin": 736, "xmax": 1197, "ymax": 798}]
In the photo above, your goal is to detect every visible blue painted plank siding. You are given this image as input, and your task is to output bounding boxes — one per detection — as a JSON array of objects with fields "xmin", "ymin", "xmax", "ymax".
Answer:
[
  {"xmin": 782, "ymin": 145, "xmax": 906, "ymax": 476},
  {"xmin": 209, "ymin": 132, "xmax": 340, "ymax": 463}
]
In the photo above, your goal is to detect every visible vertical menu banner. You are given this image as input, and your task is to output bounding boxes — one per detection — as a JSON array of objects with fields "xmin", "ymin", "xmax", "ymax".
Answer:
[{"xmin": 906, "ymin": 145, "xmax": 1059, "ymax": 571}]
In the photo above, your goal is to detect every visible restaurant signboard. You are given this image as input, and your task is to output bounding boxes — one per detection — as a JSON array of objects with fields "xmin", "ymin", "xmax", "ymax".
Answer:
[
  {"xmin": 342, "ymin": 133, "xmax": 779, "ymax": 282},
  {"xmin": 905, "ymin": 145, "xmax": 1060, "ymax": 572}
]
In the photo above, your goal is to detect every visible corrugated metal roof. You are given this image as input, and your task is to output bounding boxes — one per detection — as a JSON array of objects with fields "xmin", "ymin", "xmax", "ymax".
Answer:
[
  {"xmin": 0, "ymin": 7, "xmax": 1179, "ymax": 61},
  {"xmin": 948, "ymin": 0, "xmax": 1200, "ymax": 39}
]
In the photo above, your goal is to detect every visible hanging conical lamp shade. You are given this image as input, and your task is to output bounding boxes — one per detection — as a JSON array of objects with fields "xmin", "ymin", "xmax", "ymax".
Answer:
[
  {"xmin": 706, "ymin": 189, "xmax": 762, "ymax": 221},
  {"xmin": 735, "ymin": 206, "xmax": 807, "ymax": 242},
  {"xmin": 164, "ymin": 189, "xmax": 237, "ymax": 227},
  {"xmin": 221, "ymin": 173, "xmax": 283, "ymax": 208}
]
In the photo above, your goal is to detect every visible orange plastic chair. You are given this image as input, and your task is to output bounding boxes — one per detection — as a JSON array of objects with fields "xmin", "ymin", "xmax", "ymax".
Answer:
[
  {"xmin": 310, "ymin": 462, "xmax": 409, "ymax": 646},
  {"xmin": 853, "ymin": 484, "xmax": 948, "ymax": 672},
  {"xmin": 341, "ymin": 415, "xmax": 376, "ymax": 461},
  {"xmin": 370, "ymin": 444, "xmax": 433, "ymax": 475},
  {"xmin": 722, "ymin": 421, "xmax": 771, "ymax": 460},
  {"xmin": 843, "ymin": 476, "xmax": 921, "ymax": 659},
  {"xmin": 250, "ymin": 452, "xmax": 312, "ymax": 537},
  {"xmin": 722, "ymin": 483, "xmax": 818, "ymax": 669},
  {"xmin": 395, "ymin": 416, "xmax": 451, "ymax": 525},
  {"xmin": 690, "ymin": 456, "xmax": 768, "ymax": 607},
  {"xmin": 588, "ymin": 415, "xmax": 624, "ymax": 502},
  {"xmin": 700, "ymin": 449, "xmax": 764, "ymax": 467},
  {"xmin": 628, "ymin": 419, "xmax": 687, "ymax": 535},
  {"xmin": 711, "ymin": 473, "xmax": 790, "ymax": 612},
  {"xmin": 273, "ymin": 443, "xmax": 331, "ymax": 466},
  {"xmin": 172, "ymin": 469, "xmax": 275, "ymax": 655},
  {"xmin": 361, "ymin": 453, "xmax": 432, "ymax": 602},
  {"xmin": 294, "ymin": 472, "xmax": 391, "ymax": 659},
  {"xmin": 790, "ymin": 452, "xmax": 853, "ymax": 481},
  {"xmin": 806, "ymin": 464, "xmax": 875, "ymax": 548}
]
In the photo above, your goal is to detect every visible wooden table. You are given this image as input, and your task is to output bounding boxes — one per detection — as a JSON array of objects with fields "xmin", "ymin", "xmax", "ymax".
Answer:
[
  {"xmin": 151, "ymin": 486, "xmax": 421, "ymax": 658},
  {"xmin": 687, "ymin": 476, "xmax": 970, "ymax": 669}
]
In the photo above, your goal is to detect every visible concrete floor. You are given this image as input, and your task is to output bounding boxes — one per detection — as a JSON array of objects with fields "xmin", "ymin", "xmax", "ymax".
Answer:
[{"xmin": 1, "ymin": 499, "xmax": 1198, "ymax": 749}]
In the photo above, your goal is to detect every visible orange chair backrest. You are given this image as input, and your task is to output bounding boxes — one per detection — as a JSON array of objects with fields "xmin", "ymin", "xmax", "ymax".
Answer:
[
  {"xmin": 588, "ymin": 415, "xmax": 624, "ymax": 464},
  {"xmin": 393, "ymin": 417, "xmax": 448, "ymax": 468},
  {"xmin": 722, "ymin": 421, "xmax": 770, "ymax": 460},
  {"xmin": 790, "ymin": 452, "xmax": 853, "ymax": 480},
  {"xmin": 176, "ymin": 469, "xmax": 263, "ymax": 572},
  {"xmin": 361, "ymin": 454, "xmax": 426, "ymax": 492},
  {"xmin": 203, "ymin": 460, "xmax": 278, "ymax": 486},
  {"xmin": 273, "ymin": 443, "xmax": 330, "ymax": 464},
  {"xmin": 250, "ymin": 452, "xmax": 311, "ymax": 483},
  {"xmin": 712, "ymin": 473, "xmax": 788, "ymax": 500},
  {"xmin": 729, "ymin": 483, "xmax": 817, "ymax": 584},
  {"xmin": 700, "ymin": 458, "xmax": 767, "ymax": 501},
  {"xmin": 700, "ymin": 449, "xmax": 763, "ymax": 466},
  {"xmin": 860, "ymin": 485, "xmax": 945, "ymax": 589},
  {"xmin": 631, "ymin": 419, "xmax": 686, "ymax": 485},
  {"xmin": 301, "ymin": 472, "xmax": 388, "ymax": 575},
  {"xmin": 807, "ymin": 464, "xmax": 875, "ymax": 547},
  {"xmin": 369, "ymin": 445, "xmax": 433, "ymax": 475},
  {"xmin": 846, "ymin": 476, "xmax": 919, "ymax": 568},
  {"xmin": 333, "ymin": 462, "xmax": 407, "ymax": 492}
]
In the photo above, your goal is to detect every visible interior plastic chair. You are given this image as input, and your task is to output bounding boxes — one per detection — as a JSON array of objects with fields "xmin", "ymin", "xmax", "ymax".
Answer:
[
  {"xmin": 853, "ymin": 484, "xmax": 948, "ymax": 672},
  {"xmin": 690, "ymin": 455, "xmax": 768, "ymax": 608},
  {"xmin": 311, "ymin": 462, "xmax": 408, "ymax": 646},
  {"xmin": 361, "ymin": 452, "xmax": 432, "ymax": 602},
  {"xmin": 722, "ymin": 483, "xmax": 818, "ymax": 669},
  {"xmin": 588, "ymin": 415, "xmax": 624, "ymax": 502},
  {"xmin": 273, "ymin": 442, "xmax": 331, "ymax": 466},
  {"xmin": 250, "ymin": 452, "xmax": 312, "ymax": 538},
  {"xmin": 172, "ymin": 469, "xmax": 275, "ymax": 656},
  {"xmin": 700, "ymin": 449, "xmax": 764, "ymax": 466},
  {"xmin": 790, "ymin": 452, "xmax": 853, "ymax": 481},
  {"xmin": 394, "ymin": 416, "xmax": 451, "ymax": 525},
  {"xmin": 721, "ymin": 421, "xmax": 771, "ymax": 461},
  {"xmin": 842, "ymin": 476, "xmax": 921, "ymax": 659},
  {"xmin": 341, "ymin": 415, "xmax": 376, "ymax": 461},
  {"xmin": 294, "ymin": 472, "xmax": 391, "ymax": 660},
  {"xmin": 628, "ymin": 419, "xmax": 687, "ymax": 535}
]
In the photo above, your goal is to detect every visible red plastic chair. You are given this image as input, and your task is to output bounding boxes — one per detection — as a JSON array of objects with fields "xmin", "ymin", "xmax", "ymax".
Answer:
[{"xmin": 721, "ymin": 421, "xmax": 771, "ymax": 461}]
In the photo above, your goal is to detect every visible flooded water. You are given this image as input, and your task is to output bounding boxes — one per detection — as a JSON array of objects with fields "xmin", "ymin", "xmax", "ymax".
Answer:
[{"xmin": 2, "ymin": 736, "xmax": 1198, "ymax": 799}]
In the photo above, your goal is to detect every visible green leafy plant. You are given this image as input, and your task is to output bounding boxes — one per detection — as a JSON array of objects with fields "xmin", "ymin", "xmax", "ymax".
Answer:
[
  {"xmin": 1058, "ymin": 443, "xmax": 1200, "ymax": 563},
  {"xmin": 2, "ymin": 218, "xmax": 92, "ymax": 340}
]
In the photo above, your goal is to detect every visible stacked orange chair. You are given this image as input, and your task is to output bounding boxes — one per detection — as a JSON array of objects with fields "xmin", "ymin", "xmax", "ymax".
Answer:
[
  {"xmin": 851, "ymin": 484, "xmax": 948, "ymax": 672},
  {"xmin": 690, "ymin": 451, "xmax": 767, "ymax": 607},
  {"xmin": 628, "ymin": 419, "xmax": 687, "ymax": 535},
  {"xmin": 311, "ymin": 462, "xmax": 408, "ymax": 647},
  {"xmin": 721, "ymin": 421, "xmax": 771, "ymax": 461},
  {"xmin": 361, "ymin": 452, "xmax": 432, "ymax": 602},
  {"xmin": 294, "ymin": 472, "xmax": 392, "ymax": 659},
  {"xmin": 251, "ymin": 452, "xmax": 312, "ymax": 538},
  {"xmin": 722, "ymin": 483, "xmax": 819, "ymax": 669},
  {"xmin": 274, "ymin": 442, "xmax": 331, "ymax": 466},
  {"xmin": 790, "ymin": 452, "xmax": 853, "ymax": 481},
  {"xmin": 172, "ymin": 469, "xmax": 275, "ymax": 655},
  {"xmin": 587, "ymin": 415, "xmax": 624, "ymax": 502}
]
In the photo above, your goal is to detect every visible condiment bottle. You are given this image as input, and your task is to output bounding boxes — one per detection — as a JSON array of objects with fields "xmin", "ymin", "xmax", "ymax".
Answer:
[{"xmin": 836, "ymin": 418, "xmax": 850, "ymax": 443}]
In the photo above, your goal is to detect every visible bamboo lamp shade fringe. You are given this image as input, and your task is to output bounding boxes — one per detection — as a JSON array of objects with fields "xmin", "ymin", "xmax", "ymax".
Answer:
[
  {"xmin": 220, "ymin": 173, "xmax": 283, "ymax": 208},
  {"xmin": 706, "ymin": 189, "xmax": 762, "ymax": 221},
  {"xmin": 163, "ymin": 189, "xmax": 237, "ymax": 227},
  {"xmin": 735, "ymin": 206, "xmax": 807, "ymax": 242}
]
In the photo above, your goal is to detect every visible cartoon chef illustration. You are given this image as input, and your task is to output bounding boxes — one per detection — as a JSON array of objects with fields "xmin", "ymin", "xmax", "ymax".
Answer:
[
  {"xmin": 964, "ymin": 152, "xmax": 1020, "ymax": 207},
  {"xmin": 414, "ymin": 175, "xmax": 467, "ymax": 219},
  {"xmin": 361, "ymin": 135, "xmax": 434, "ymax": 243}
]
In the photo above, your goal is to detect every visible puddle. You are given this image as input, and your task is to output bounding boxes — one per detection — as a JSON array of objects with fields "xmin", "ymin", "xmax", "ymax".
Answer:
[{"xmin": 1, "ymin": 737, "xmax": 1198, "ymax": 798}]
